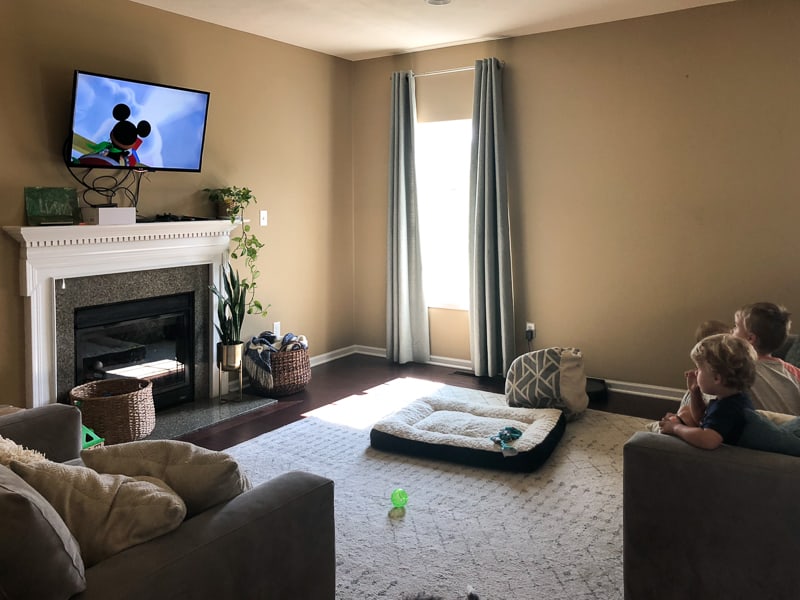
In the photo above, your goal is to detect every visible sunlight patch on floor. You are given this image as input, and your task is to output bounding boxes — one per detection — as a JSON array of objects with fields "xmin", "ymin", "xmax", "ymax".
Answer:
[
  {"xmin": 107, "ymin": 358, "xmax": 183, "ymax": 380},
  {"xmin": 303, "ymin": 377, "xmax": 447, "ymax": 430}
]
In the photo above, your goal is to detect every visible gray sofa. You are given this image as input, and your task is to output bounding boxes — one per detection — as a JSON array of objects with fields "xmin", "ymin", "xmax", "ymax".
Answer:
[
  {"xmin": 623, "ymin": 431, "xmax": 800, "ymax": 600},
  {"xmin": 0, "ymin": 404, "xmax": 335, "ymax": 600}
]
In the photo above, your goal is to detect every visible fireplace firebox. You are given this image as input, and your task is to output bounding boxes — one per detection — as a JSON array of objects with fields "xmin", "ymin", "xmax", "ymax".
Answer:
[{"xmin": 74, "ymin": 293, "xmax": 195, "ymax": 411}]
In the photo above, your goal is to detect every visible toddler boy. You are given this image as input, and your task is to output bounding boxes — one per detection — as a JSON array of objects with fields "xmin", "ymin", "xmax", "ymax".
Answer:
[
  {"xmin": 660, "ymin": 333, "xmax": 756, "ymax": 450},
  {"xmin": 674, "ymin": 320, "xmax": 731, "ymax": 427}
]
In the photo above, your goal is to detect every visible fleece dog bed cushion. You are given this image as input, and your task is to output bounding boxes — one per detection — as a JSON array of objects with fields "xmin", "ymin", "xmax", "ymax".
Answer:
[{"xmin": 369, "ymin": 397, "xmax": 566, "ymax": 472}]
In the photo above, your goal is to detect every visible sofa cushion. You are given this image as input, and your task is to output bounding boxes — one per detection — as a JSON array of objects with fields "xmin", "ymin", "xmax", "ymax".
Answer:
[
  {"xmin": 505, "ymin": 347, "xmax": 589, "ymax": 420},
  {"xmin": 80, "ymin": 439, "xmax": 252, "ymax": 516},
  {"xmin": 738, "ymin": 409, "xmax": 800, "ymax": 456},
  {"xmin": 755, "ymin": 409, "xmax": 796, "ymax": 426},
  {"xmin": 0, "ymin": 464, "xmax": 86, "ymax": 598},
  {"xmin": 10, "ymin": 460, "xmax": 186, "ymax": 567}
]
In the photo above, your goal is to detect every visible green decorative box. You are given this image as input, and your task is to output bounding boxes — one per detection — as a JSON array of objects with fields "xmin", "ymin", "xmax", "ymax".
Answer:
[{"xmin": 24, "ymin": 187, "xmax": 81, "ymax": 226}]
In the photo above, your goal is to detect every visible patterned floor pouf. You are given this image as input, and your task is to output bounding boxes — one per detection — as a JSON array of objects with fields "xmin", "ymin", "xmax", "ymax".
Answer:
[{"xmin": 505, "ymin": 347, "xmax": 589, "ymax": 420}]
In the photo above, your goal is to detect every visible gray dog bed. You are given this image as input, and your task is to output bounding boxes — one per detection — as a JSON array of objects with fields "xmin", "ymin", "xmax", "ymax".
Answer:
[{"xmin": 369, "ymin": 397, "xmax": 565, "ymax": 472}]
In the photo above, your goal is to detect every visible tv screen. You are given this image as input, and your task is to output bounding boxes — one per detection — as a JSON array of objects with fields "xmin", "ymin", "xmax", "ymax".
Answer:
[{"xmin": 66, "ymin": 71, "xmax": 210, "ymax": 172}]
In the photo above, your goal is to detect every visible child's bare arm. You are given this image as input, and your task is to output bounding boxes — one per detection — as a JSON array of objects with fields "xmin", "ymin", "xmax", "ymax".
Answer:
[
  {"xmin": 659, "ymin": 419, "xmax": 723, "ymax": 450},
  {"xmin": 685, "ymin": 369, "xmax": 706, "ymax": 425},
  {"xmin": 676, "ymin": 403, "xmax": 699, "ymax": 427}
]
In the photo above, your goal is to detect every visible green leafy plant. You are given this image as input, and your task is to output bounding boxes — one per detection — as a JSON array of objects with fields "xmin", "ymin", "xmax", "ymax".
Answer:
[
  {"xmin": 205, "ymin": 186, "xmax": 256, "ymax": 218},
  {"xmin": 206, "ymin": 186, "xmax": 269, "ymax": 343},
  {"xmin": 210, "ymin": 264, "xmax": 247, "ymax": 344}
]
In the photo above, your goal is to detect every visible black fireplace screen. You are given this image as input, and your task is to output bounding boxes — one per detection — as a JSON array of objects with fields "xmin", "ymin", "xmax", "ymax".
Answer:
[{"xmin": 74, "ymin": 293, "xmax": 194, "ymax": 410}]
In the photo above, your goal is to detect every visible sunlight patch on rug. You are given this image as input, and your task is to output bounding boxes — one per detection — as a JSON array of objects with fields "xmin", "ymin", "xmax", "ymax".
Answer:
[{"xmin": 302, "ymin": 377, "xmax": 451, "ymax": 430}]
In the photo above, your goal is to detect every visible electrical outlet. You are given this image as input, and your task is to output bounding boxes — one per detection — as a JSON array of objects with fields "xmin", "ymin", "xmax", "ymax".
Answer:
[
  {"xmin": 525, "ymin": 322, "xmax": 536, "ymax": 342},
  {"xmin": 273, "ymin": 321, "xmax": 281, "ymax": 337},
  {"xmin": 259, "ymin": 210, "xmax": 268, "ymax": 226}
]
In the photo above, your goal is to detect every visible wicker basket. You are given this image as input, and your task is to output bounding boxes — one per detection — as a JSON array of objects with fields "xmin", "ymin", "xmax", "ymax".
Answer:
[
  {"xmin": 69, "ymin": 378, "xmax": 155, "ymax": 445},
  {"xmin": 244, "ymin": 348, "xmax": 311, "ymax": 397}
]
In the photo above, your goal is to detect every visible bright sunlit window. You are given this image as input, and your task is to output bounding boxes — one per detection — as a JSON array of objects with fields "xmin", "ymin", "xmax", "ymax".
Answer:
[{"xmin": 415, "ymin": 119, "xmax": 471, "ymax": 309}]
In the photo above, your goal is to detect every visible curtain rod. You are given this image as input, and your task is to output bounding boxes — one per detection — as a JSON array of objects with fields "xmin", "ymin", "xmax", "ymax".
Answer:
[{"xmin": 412, "ymin": 66, "xmax": 475, "ymax": 78}]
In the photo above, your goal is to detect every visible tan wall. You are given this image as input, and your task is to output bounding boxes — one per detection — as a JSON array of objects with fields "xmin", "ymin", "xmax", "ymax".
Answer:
[
  {"xmin": 429, "ymin": 308, "xmax": 470, "ymax": 362},
  {"xmin": 0, "ymin": 0, "xmax": 354, "ymax": 406},
  {"xmin": 3, "ymin": 0, "xmax": 799, "ymax": 407},
  {"xmin": 353, "ymin": 0, "xmax": 800, "ymax": 388}
]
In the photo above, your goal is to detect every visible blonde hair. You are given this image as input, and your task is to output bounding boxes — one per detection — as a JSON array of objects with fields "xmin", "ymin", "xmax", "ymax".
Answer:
[
  {"xmin": 695, "ymin": 319, "xmax": 731, "ymax": 342},
  {"xmin": 690, "ymin": 333, "xmax": 757, "ymax": 391},
  {"xmin": 736, "ymin": 302, "xmax": 792, "ymax": 354}
]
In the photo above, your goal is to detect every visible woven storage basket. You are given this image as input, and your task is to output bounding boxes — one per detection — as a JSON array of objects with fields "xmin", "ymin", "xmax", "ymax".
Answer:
[
  {"xmin": 244, "ymin": 348, "xmax": 311, "ymax": 397},
  {"xmin": 69, "ymin": 378, "xmax": 155, "ymax": 445}
]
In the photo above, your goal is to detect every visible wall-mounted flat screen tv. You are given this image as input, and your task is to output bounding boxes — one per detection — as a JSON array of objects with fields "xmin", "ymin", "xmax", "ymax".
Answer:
[{"xmin": 66, "ymin": 70, "xmax": 210, "ymax": 172}]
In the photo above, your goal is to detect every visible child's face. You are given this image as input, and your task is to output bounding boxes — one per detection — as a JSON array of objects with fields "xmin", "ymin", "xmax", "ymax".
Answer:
[{"xmin": 694, "ymin": 360, "xmax": 721, "ymax": 396}]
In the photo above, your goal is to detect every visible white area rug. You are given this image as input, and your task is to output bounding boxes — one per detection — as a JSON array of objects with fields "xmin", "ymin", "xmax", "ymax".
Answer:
[{"xmin": 226, "ymin": 377, "xmax": 651, "ymax": 599}]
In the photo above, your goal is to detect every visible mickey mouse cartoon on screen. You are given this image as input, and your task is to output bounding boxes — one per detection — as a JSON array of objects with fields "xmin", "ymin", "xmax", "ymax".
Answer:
[{"xmin": 78, "ymin": 103, "xmax": 151, "ymax": 167}]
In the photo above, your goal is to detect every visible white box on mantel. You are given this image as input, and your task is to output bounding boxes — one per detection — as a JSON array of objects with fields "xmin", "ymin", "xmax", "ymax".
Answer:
[{"xmin": 82, "ymin": 207, "xmax": 137, "ymax": 225}]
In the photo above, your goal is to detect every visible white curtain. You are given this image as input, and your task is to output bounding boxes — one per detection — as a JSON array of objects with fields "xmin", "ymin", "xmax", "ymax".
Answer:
[
  {"xmin": 386, "ymin": 71, "xmax": 430, "ymax": 364},
  {"xmin": 469, "ymin": 58, "xmax": 515, "ymax": 377}
]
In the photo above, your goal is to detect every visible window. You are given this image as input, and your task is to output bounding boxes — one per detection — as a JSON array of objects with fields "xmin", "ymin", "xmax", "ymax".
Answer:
[{"xmin": 415, "ymin": 119, "xmax": 471, "ymax": 309}]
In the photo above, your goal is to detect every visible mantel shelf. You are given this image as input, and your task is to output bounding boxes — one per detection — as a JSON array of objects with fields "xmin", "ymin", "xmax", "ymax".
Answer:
[{"xmin": 3, "ymin": 220, "xmax": 239, "ymax": 248}]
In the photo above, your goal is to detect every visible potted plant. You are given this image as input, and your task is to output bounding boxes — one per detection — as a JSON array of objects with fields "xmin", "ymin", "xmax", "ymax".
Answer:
[
  {"xmin": 206, "ymin": 186, "xmax": 269, "ymax": 370},
  {"xmin": 206, "ymin": 186, "xmax": 256, "ymax": 219},
  {"xmin": 211, "ymin": 264, "xmax": 247, "ymax": 369}
]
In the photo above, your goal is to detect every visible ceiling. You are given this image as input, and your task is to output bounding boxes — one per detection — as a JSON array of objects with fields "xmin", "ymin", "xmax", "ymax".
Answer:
[{"xmin": 130, "ymin": 0, "xmax": 733, "ymax": 62}]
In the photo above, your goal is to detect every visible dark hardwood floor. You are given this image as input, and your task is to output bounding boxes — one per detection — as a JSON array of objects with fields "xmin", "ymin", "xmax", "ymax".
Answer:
[{"xmin": 177, "ymin": 353, "xmax": 670, "ymax": 450}]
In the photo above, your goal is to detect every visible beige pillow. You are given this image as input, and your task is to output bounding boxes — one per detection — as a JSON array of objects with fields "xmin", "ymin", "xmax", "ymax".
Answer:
[
  {"xmin": 645, "ymin": 421, "xmax": 661, "ymax": 433},
  {"xmin": 0, "ymin": 465, "xmax": 86, "ymax": 598},
  {"xmin": 81, "ymin": 439, "xmax": 252, "ymax": 516},
  {"xmin": 10, "ymin": 460, "xmax": 186, "ymax": 567},
  {"xmin": 756, "ymin": 409, "xmax": 796, "ymax": 426},
  {"xmin": 0, "ymin": 434, "xmax": 46, "ymax": 467}
]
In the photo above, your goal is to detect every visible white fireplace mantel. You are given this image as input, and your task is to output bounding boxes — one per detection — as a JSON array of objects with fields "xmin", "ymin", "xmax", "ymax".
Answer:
[{"xmin": 4, "ymin": 221, "xmax": 239, "ymax": 408}]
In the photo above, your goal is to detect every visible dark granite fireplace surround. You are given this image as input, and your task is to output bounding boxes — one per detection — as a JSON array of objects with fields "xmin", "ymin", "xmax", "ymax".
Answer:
[{"xmin": 55, "ymin": 266, "xmax": 210, "ymax": 407}]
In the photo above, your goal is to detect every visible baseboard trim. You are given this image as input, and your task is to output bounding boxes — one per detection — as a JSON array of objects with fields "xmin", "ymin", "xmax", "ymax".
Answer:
[
  {"xmin": 310, "ymin": 346, "xmax": 472, "ymax": 371},
  {"xmin": 604, "ymin": 379, "xmax": 684, "ymax": 402},
  {"xmin": 428, "ymin": 355, "xmax": 473, "ymax": 370},
  {"xmin": 309, "ymin": 345, "xmax": 383, "ymax": 367},
  {"xmin": 310, "ymin": 347, "xmax": 684, "ymax": 402}
]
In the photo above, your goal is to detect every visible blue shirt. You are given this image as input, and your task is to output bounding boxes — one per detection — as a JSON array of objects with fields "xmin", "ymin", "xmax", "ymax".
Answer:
[{"xmin": 701, "ymin": 392, "xmax": 754, "ymax": 444}]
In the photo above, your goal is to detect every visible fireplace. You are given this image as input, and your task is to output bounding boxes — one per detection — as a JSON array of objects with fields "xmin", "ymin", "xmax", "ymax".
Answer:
[
  {"xmin": 73, "ymin": 293, "xmax": 195, "ymax": 411},
  {"xmin": 54, "ymin": 265, "xmax": 209, "ymax": 408},
  {"xmin": 3, "ymin": 220, "xmax": 240, "ymax": 409}
]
